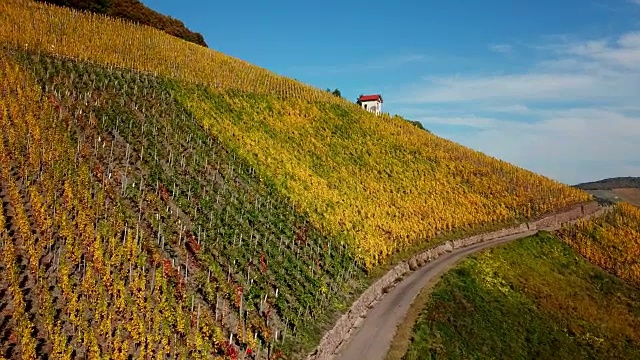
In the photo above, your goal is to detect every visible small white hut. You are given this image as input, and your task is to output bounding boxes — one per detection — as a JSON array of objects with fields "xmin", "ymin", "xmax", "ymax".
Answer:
[{"xmin": 357, "ymin": 94, "xmax": 383, "ymax": 115}]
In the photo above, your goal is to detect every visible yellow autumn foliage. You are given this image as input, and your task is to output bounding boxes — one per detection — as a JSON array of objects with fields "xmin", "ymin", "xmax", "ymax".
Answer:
[
  {"xmin": 0, "ymin": 0, "xmax": 591, "ymax": 269},
  {"xmin": 0, "ymin": 0, "xmax": 330, "ymax": 101},
  {"xmin": 182, "ymin": 91, "xmax": 589, "ymax": 269},
  {"xmin": 558, "ymin": 202, "xmax": 640, "ymax": 287},
  {"xmin": 0, "ymin": 52, "xmax": 228, "ymax": 359}
]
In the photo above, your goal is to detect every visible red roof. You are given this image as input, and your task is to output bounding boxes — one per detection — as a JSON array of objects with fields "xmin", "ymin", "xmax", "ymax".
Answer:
[{"xmin": 358, "ymin": 94, "xmax": 383, "ymax": 103}]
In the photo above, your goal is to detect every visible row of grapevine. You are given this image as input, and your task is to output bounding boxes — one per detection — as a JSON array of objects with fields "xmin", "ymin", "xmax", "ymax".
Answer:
[
  {"xmin": 558, "ymin": 202, "xmax": 640, "ymax": 287},
  {"xmin": 0, "ymin": 54, "xmax": 250, "ymax": 359},
  {"xmin": 179, "ymin": 88, "xmax": 590, "ymax": 269},
  {"xmin": 0, "ymin": 0, "xmax": 337, "ymax": 104},
  {"xmin": 12, "ymin": 51, "xmax": 367, "ymax": 358}
]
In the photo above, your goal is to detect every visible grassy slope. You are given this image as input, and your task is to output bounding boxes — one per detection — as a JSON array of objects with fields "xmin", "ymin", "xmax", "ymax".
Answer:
[{"xmin": 404, "ymin": 232, "xmax": 640, "ymax": 360}]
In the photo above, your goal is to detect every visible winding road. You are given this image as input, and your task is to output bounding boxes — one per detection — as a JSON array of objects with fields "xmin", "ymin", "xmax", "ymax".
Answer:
[{"xmin": 332, "ymin": 207, "xmax": 607, "ymax": 360}]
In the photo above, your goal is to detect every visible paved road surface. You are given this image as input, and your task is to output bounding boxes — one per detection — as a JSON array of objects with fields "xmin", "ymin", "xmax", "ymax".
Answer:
[{"xmin": 334, "ymin": 229, "xmax": 540, "ymax": 360}]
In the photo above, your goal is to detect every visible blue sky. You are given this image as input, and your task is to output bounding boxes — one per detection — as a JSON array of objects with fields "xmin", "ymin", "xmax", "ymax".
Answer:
[{"xmin": 143, "ymin": 0, "xmax": 640, "ymax": 184}]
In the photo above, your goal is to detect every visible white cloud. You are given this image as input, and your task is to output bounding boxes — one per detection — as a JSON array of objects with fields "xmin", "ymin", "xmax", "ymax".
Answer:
[
  {"xmin": 489, "ymin": 44, "xmax": 513, "ymax": 54},
  {"xmin": 369, "ymin": 54, "xmax": 426, "ymax": 69},
  {"xmin": 396, "ymin": 31, "xmax": 640, "ymax": 184},
  {"xmin": 485, "ymin": 104, "xmax": 531, "ymax": 114},
  {"xmin": 403, "ymin": 73, "xmax": 609, "ymax": 103},
  {"xmin": 429, "ymin": 108, "xmax": 640, "ymax": 184},
  {"xmin": 565, "ymin": 33, "xmax": 640, "ymax": 69},
  {"xmin": 400, "ymin": 32, "xmax": 640, "ymax": 104},
  {"xmin": 618, "ymin": 32, "xmax": 640, "ymax": 47},
  {"xmin": 412, "ymin": 115, "xmax": 507, "ymax": 128}
]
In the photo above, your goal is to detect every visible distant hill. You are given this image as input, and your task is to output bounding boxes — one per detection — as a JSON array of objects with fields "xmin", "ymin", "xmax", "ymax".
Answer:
[
  {"xmin": 574, "ymin": 177, "xmax": 640, "ymax": 190},
  {"xmin": 38, "ymin": 0, "xmax": 207, "ymax": 46}
]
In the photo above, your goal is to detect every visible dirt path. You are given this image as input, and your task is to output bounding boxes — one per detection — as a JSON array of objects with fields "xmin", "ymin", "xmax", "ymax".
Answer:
[{"xmin": 332, "ymin": 207, "xmax": 607, "ymax": 360}]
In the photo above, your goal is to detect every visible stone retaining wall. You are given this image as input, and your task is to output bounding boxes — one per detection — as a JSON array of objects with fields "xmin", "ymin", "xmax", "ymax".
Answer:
[{"xmin": 308, "ymin": 201, "xmax": 606, "ymax": 360}]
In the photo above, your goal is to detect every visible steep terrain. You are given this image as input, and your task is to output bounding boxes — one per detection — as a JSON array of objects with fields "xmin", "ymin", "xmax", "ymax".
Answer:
[
  {"xmin": 1, "ymin": 0, "xmax": 591, "ymax": 269},
  {"xmin": 403, "ymin": 203, "xmax": 640, "ymax": 360},
  {"xmin": 37, "ymin": 0, "xmax": 207, "ymax": 46},
  {"xmin": 0, "ymin": 0, "xmax": 591, "ymax": 358},
  {"xmin": 557, "ymin": 202, "xmax": 640, "ymax": 287},
  {"xmin": 1, "ymin": 53, "xmax": 364, "ymax": 358}
]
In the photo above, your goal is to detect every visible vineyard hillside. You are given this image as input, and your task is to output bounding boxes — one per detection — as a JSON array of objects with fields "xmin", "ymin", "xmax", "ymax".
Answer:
[
  {"xmin": 37, "ymin": 0, "xmax": 208, "ymax": 46},
  {"xmin": 0, "ymin": 0, "xmax": 590, "ymax": 358},
  {"xmin": 558, "ymin": 203, "xmax": 640, "ymax": 287}
]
